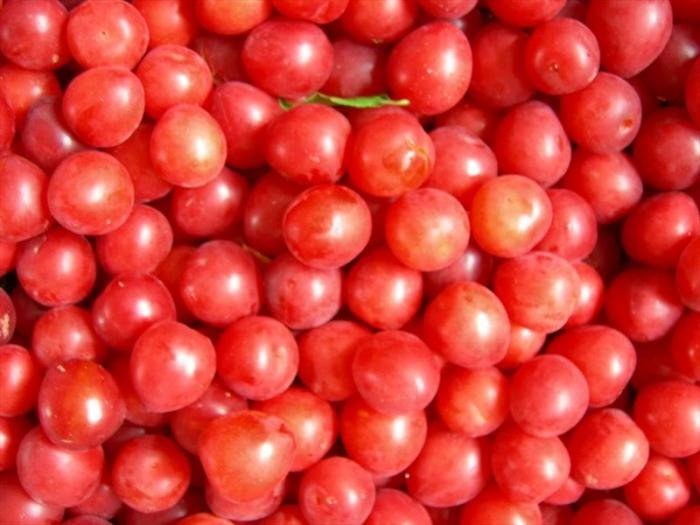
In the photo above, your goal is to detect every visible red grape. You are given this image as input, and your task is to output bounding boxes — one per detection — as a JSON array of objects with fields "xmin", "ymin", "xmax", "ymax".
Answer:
[
  {"xmin": 586, "ymin": 0, "xmax": 673, "ymax": 78},
  {"xmin": 567, "ymin": 408, "xmax": 649, "ymax": 489},
  {"xmin": 297, "ymin": 320, "xmax": 370, "ymax": 401},
  {"xmin": 16, "ymin": 226, "xmax": 97, "ymax": 307},
  {"xmin": 546, "ymin": 325, "xmax": 636, "ymax": 407},
  {"xmin": 150, "ymin": 104, "xmax": 227, "ymax": 188},
  {"xmin": 180, "ymin": 240, "xmax": 261, "ymax": 327},
  {"xmin": 217, "ymin": 315, "xmax": 298, "ymax": 401},
  {"xmin": 491, "ymin": 421, "xmax": 570, "ymax": 503},
  {"xmin": 48, "ymin": 151, "xmax": 135, "ymax": 236},
  {"xmin": 0, "ymin": 471, "xmax": 64, "ymax": 525},
  {"xmin": 38, "ymin": 360, "xmax": 125, "ymax": 450},
  {"xmin": 0, "ymin": 154, "xmax": 51, "ymax": 243},
  {"xmin": 525, "ymin": 17, "xmax": 600, "ymax": 95},
  {"xmin": 67, "ymin": 0, "xmax": 149, "ymax": 69},
  {"xmin": 21, "ymin": 97, "xmax": 85, "ymax": 172},
  {"xmin": 406, "ymin": 425, "xmax": 490, "ymax": 507},
  {"xmin": 266, "ymin": 104, "xmax": 350, "ymax": 186},
  {"xmin": 470, "ymin": 175, "xmax": 552, "ymax": 258},
  {"xmin": 298, "ymin": 456, "xmax": 375, "ymax": 525},
  {"xmin": 493, "ymin": 100, "xmax": 572, "ymax": 187},
  {"xmin": 347, "ymin": 109, "xmax": 435, "ymax": 198},
  {"xmin": 622, "ymin": 453, "xmax": 692, "ymax": 522},
  {"xmin": 254, "ymin": 387, "xmax": 337, "ymax": 472},
  {"xmin": 112, "ymin": 434, "xmax": 191, "ymax": 513},
  {"xmin": 571, "ymin": 499, "xmax": 642, "ymax": 525},
  {"xmin": 424, "ymin": 126, "xmax": 497, "ymax": 208},
  {"xmin": 436, "ymin": 366, "xmax": 509, "ymax": 437},
  {"xmin": 494, "ymin": 251, "xmax": 579, "ymax": 334},
  {"xmin": 196, "ymin": 0, "xmax": 271, "ymax": 35},
  {"xmin": 0, "ymin": 0, "xmax": 70, "ymax": 71},
  {"xmin": 242, "ymin": 19, "xmax": 333, "ymax": 99},
  {"xmin": 283, "ymin": 184, "xmax": 371, "ymax": 269},
  {"xmin": 137, "ymin": 44, "xmax": 213, "ymax": 119},
  {"xmin": 387, "ymin": 21, "xmax": 472, "ymax": 116},
  {"xmin": 352, "ymin": 330, "xmax": 439, "ymax": 415},
  {"xmin": 340, "ymin": 0, "xmax": 417, "ymax": 45},
  {"xmin": 509, "ymin": 354, "xmax": 589, "ymax": 437},
  {"xmin": 633, "ymin": 380, "xmax": 700, "ymax": 458},
  {"xmin": 133, "ymin": 0, "xmax": 197, "ymax": 48},
  {"xmin": 92, "ymin": 273, "xmax": 176, "ymax": 352},
  {"xmin": 198, "ymin": 410, "xmax": 295, "ymax": 503},
  {"xmin": 63, "ymin": 67, "xmax": 145, "ymax": 148},
  {"xmin": 559, "ymin": 72, "xmax": 642, "ymax": 153},
  {"xmin": 170, "ymin": 378, "xmax": 247, "ymax": 455},
  {"xmin": 17, "ymin": 426, "xmax": 103, "ymax": 507},
  {"xmin": 264, "ymin": 252, "xmax": 341, "ymax": 330},
  {"xmin": 340, "ymin": 396, "xmax": 426, "ymax": 476},
  {"xmin": 469, "ymin": 23, "xmax": 534, "ymax": 109},
  {"xmin": 131, "ymin": 320, "xmax": 216, "ymax": 413},
  {"xmin": 423, "ymin": 281, "xmax": 510, "ymax": 369}
]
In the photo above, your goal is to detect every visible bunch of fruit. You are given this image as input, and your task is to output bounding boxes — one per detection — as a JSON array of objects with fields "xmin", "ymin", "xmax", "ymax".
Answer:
[{"xmin": 0, "ymin": 0, "xmax": 699, "ymax": 524}]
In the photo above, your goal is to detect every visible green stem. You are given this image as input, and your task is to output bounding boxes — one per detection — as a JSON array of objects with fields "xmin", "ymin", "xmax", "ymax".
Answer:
[{"xmin": 279, "ymin": 92, "xmax": 410, "ymax": 110}]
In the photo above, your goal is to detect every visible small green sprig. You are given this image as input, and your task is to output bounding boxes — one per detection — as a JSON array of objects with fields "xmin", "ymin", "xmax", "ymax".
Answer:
[{"xmin": 279, "ymin": 92, "xmax": 410, "ymax": 110}]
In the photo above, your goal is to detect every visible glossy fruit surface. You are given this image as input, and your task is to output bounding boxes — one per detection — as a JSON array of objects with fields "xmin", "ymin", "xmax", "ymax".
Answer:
[
  {"xmin": 180, "ymin": 240, "xmax": 261, "ymax": 327},
  {"xmin": 150, "ymin": 104, "xmax": 227, "ymax": 188},
  {"xmin": 437, "ymin": 366, "xmax": 509, "ymax": 437},
  {"xmin": 217, "ymin": 315, "xmax": 298, "ymax": 401},
  {"xmin": 352, "ymin": 330, "xmax": 440, "ymax": 415},
  {"xmin": 16, "ymin": 226, "xmax": 97, "ymax": 307},
  {"xmin": 67, "ymin": 0, "xmax": 149, "ymax": 69},
  {"xmin": 0, "ymin": 0, "xmax": 70, "ymax": 71},
  {"xmin": 494, "ymin": 251, "xmax": 579, "ymax": 334},
  {"xmin": 622, "ymin": 453, "xmax": 692, "ymax": 522},
  {"xmin": 493, "ymin": 101, "xmax": 571, "ymax": 187},
  {"xmin": 0, "ymin": 471, "xmax": 64, "ymax": 524},
  {"xmin": 406, "ymin": 426, "xmax": 490, "ymax": 507},
  {"xmin": 131, "ymin": 320, "xmax": 216, "ymax": 413},
  {"xmin": 137, "ymin": 44, "xmax": 213, "ymax": 119},
  {"xmin": 92, "ymin": 273, "xmax": 176, "ymax": 352},
  {"xmin": 112, "ymin": 435, "xmax": 191, "ymax": 513},
  {"xmin": 0, "ymin": 344, "xmax": 41, "ymax": 417},
  {"xmin": 0, "ymin": 154, "xmax": 51, "ymax": 243},
  {"xmin": 347, "ymin": 109, "xmax": 435, "ymax": 198},
  {"xmin": 254, "ymin": 387, "xmax": 336, "ymax": 472},
  {"xmin": 423, "ymin": 281, "xmax": 510, "ymax": 369},
  {"xmin": 265, "ymin": 104, "xmax": 350, "ymax": 186},
  {"xmin": 38, "ymin": 360, "xmax": 124, "ymax": 450},
  {"xmin": 17, "ymin": 427, "xmax": 104, "ymax": 507},
  {"xmin": 344, "ymin": 247, "xmax": 423, "ymax": 330},
  {"xmin": 387, "ymin": 22, "xmax": 472, "ymax": 116},
  {"xmin": 586, "ymin": 0, "xmax": 673, "ymax": 78},
  {"xmin": 470, "ymin": 175, "xmax": 552, "ymax": 258},
  {"xmin": 509, "ymin": 354, "xmax": 589, "ymax": 437},
  {"xmin": 546, "ymin": 325, "xmax": 636, "ymax": 407},
  {"xmin": 63, "ymin": 67, "xmax": 145, "ymax": 148},
  {"xmin": 242, "ymin": 19, "xmax": 333, "ymax": 99},
  {"xmin": 340, "ymin": 396, "xmax": 426, "ymax": 476},
  {"xmin": 283, "ymin": 184, "xmax": 371, "ymax": 269},
  {"xmin": 491, "ymin": 422, "xmax": 570, "ymax": 503},
  {"xmin": 48, "ymin": 151, "xmax": 135, "ymax": 236},
  {"xmin": 199, "ymin": 411, "xmax": 296, "ymax": 503},
  {"xmin": 633, "ymin": 381, "xmax": 700, "ymax": 458},
  {"xmin": 567, "ymin": 408, "xmax": 649, "ymax": 489},
  {"xmin": 298, "ymin": 457, "xmax": 375, "ymax": 525}
]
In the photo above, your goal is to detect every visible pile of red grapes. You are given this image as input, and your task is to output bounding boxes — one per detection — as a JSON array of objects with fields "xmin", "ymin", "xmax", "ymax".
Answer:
[{"xmin": 1, "ymin": 0, "xmax": 700, "ymax": 523}]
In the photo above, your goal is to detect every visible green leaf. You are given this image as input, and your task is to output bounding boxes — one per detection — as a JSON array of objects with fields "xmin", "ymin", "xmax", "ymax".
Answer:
[{"xmin": 278, "ymin": 92, "xmax": 410, "ymax": 110}]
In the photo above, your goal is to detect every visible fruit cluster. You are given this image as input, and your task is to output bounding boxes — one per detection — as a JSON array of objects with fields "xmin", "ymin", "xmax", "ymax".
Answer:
[{"xmin": 0, "ymin": 0, "xmax": 699, "ymax": 524}]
